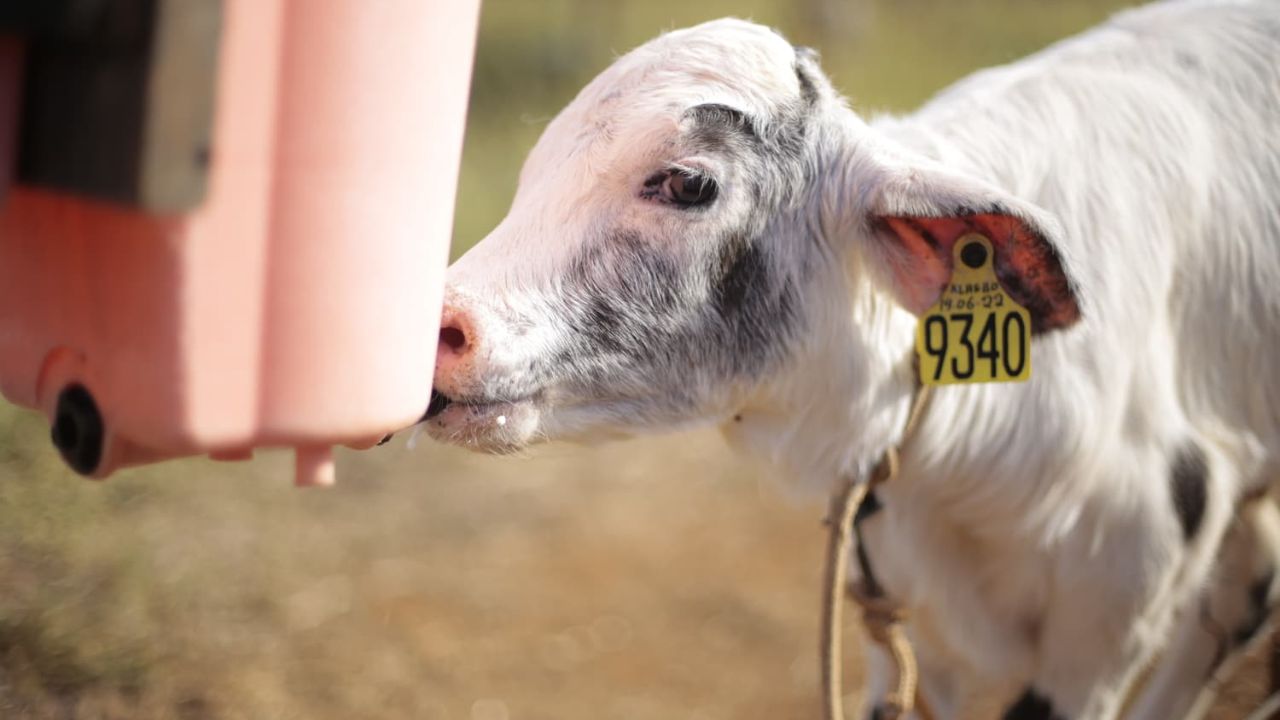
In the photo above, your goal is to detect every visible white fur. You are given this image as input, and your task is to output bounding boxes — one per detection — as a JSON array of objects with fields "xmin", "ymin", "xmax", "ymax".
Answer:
[
  {"xmin": 433, "ymin": 2, "xmax": 1280, "ymax": 717},
  {"xmin": 733, "ymin": 2, "xmax": 1280, "ymax": 716}
]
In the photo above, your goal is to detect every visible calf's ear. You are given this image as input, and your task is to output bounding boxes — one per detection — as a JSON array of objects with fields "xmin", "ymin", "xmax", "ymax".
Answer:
[{"xmin": 859, "ymin": 156, "xmax": 1083, "ymax": 334}]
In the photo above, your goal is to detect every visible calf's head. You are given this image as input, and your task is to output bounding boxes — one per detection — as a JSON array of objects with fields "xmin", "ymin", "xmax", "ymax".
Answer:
[{"xmin": 427, "ymin": 19, "xmax": 1081, "ymax": 455}]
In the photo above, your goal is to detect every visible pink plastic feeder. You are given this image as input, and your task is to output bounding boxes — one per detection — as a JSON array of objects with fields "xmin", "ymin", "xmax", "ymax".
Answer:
[{"xmin": 0, "ymin": 0, "xmax": 481, "ymax": 485}]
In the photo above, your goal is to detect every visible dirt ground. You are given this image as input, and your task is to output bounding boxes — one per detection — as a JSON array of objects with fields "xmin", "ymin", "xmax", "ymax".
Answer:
[
  {"xmin": 0, "ymin": 410, "xmax": 843, "ymax": 719},
  {"xmin": 0, "ymin": 398, "xmax": 1276, "ymax": 719}
]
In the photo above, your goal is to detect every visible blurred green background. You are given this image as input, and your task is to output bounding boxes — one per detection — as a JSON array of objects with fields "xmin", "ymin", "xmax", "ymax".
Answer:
[
  {"xmin": 6, "ymin": 2, "xmax": 1229, "ymax": 719},
  {"xmin": 452, "ymin": 0, "xmax": 1140, "ymax": 258}
]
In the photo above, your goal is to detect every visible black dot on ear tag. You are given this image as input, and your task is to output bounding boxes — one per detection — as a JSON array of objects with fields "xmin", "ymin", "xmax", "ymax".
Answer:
[{"xmin": 960, "ymin": 241, "xmax": 988, "ymax": 269}]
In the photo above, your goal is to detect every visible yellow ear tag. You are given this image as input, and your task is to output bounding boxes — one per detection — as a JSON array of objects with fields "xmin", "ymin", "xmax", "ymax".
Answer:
[{"xmin": 915, "ymin": 234, "xmax": 1032, "ymax": 386}]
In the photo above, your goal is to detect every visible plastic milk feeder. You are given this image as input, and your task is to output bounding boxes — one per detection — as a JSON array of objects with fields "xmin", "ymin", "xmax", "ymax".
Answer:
[{"xmin": 0, "ymin": 1, "xmax": 481, "ymax": 485}]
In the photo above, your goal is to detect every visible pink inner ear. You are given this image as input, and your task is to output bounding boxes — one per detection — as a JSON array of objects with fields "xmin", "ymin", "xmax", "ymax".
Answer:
[
  {"xmin": 879, "ymin": 216, "xmax": 968, "ymax": 314},
  {"xmin": 879, "ymin": 214, "xmax": 1080, "ymax": 333}
]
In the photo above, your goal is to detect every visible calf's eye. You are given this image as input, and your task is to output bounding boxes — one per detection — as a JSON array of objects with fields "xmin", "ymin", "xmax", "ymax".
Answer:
[
  {"xmin": 644, "ymin": 169, "xmax": 718, "ymax": 208},
  {"xmin": 667, "ymin": 172, "xmax": 716, "ymax": 206}
]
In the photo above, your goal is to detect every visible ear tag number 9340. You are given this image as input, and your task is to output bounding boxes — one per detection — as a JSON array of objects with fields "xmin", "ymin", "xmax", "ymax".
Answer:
[{"xmin": 915, "ymin": 234, "xmax": 1032, "ymax": 386}]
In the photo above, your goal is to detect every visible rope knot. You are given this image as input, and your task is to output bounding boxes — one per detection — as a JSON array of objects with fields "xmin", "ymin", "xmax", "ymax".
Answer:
[
  {"xmin": 820, "ymin": 382, "xmax": 934, "ymax": 720},
  {"xmin": 849, "ymin": 580, "xmax": 909, "ymax": 642}
]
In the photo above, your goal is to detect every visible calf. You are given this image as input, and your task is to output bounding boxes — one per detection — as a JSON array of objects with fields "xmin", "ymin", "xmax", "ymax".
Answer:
[{"xmin": 425, "ymin": 2, "xmax": 1280, "ymax": 717}]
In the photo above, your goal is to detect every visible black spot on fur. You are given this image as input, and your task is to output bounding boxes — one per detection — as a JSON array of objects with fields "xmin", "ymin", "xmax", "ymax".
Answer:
[
  {"xmin": 711, "ymin": 237, "xmax": 764, "ymax": 319},
  {"xmin": 867, "ymin": 704, "xmax": 887, "ymax": 720},
  {"xmin": 582, "ymin": 296, "xmax": 627, "ymax": 353},
  {"xmin": 556, "ymin": 224, "xmax": 801, "ymax": 413},
  {"xmin": 793, "ymin": 48, "xmax": 819, "ymax": 106},
  {"xmin": 684, "ymin": 103, "xmax": 759, "ymax": 150},
  {"xmin": 1002, "ymin": 688, "xmax": 1063, "ymax": 720},
  {"xmin": 562, "ymin": 230, "xmax": 684, "ymax": 364},
  {"xmin": 709, "ymin": 238, "xmax": 798, "ymax": 371},
  {"xmin": 1170, "ymin": 443, "xmax": 1208, "ymax": 541}
]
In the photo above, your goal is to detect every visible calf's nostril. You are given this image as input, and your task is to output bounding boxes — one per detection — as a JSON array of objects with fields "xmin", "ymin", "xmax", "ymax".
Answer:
[{"xmin": 439, "ymin": 324, "xmax": 468, "ymax": 354}]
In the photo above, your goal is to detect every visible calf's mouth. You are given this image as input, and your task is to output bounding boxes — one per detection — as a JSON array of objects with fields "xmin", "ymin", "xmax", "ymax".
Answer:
[{"xmin": 423, "ymin": 390, "xmax": 453, "ymax": 420}]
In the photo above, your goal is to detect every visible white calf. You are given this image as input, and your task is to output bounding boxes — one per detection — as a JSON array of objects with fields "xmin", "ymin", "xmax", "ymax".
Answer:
[{"xmin": 426, "ymin": 1, "xmax": 1280, "ymax": 717}]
